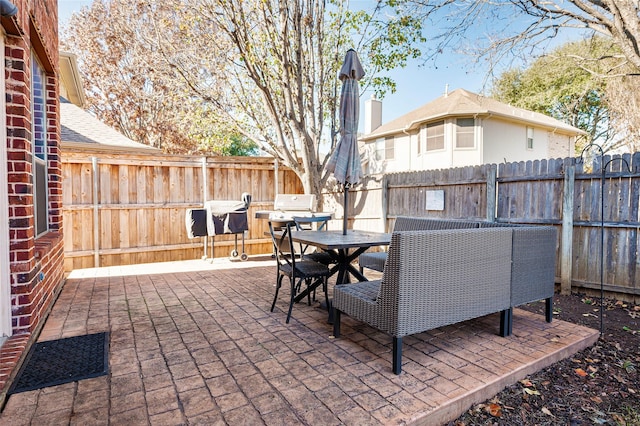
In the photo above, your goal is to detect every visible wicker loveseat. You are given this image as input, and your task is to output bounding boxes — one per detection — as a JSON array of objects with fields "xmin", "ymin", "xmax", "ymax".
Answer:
[
  {"xmin": 359, "ymin": 217, "xmax": 557, "ymax": 331},
  {"xmin": 336, "ymin": 219, "xmax": 558, "ymax": 374}
]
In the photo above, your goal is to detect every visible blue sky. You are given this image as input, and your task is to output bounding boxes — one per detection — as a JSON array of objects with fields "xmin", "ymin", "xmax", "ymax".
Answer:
[{"xmin": 57, "ymin": 0, "xmax": 486, "ymax": 125}]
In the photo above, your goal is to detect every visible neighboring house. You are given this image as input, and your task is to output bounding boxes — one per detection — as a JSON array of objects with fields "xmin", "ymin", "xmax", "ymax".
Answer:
[
  {"xmin": 360, "ymin": 88, "xmax": 586, "ymax": 174},
  {"xmin": 59, "ymin": 51, "xmax": 160, "ymax": 154},
  {"xmin": 1, "ymin": 0, "xmax": 64, "ymax": 397}
]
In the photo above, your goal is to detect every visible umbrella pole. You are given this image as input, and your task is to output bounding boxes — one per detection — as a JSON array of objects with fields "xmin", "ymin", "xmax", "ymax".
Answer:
[{"xmin": 343, "ymin": 184, "xmax": 349, "ymax": 235}]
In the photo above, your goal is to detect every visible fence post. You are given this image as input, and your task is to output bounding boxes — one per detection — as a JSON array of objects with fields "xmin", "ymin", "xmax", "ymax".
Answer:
[
  {"xmin": 381, "ymin": 175, "xmax": 388, "ymax": 232},
  {"xmin": 561, "ymin": 160, "xmax": 575, "ymax": 295},
  {"xmin": 201, "ymin": 156, "xmax": 208, "ymax": 259},
  {"xmin": 92, "ymin": 156, "xmax": 100, "ymax": 267},
  {"xmin": 486, "ymin": 164, "xmax": 497, "ymax": 221}
]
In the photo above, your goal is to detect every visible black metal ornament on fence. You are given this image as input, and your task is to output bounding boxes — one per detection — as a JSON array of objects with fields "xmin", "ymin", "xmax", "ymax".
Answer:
[{"xmin": 578, "ymin": 144, "xmax": 634, "ymax": 336}]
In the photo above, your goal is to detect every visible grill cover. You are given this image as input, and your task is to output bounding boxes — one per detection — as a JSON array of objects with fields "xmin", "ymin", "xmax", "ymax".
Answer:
[
  {"xmin": 186, "ymin": 193, "xmax": 251, "ymax": 237},
  {"xmin": 185, "ymin": 208, "xmax": 208, "ymax": 238}
]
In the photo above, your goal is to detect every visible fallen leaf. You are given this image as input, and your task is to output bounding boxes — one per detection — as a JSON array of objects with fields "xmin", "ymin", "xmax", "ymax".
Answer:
[
  {"xmin": 575, "ymin": 368, "xmax": 588, "ymax": 377},
  {"xmin": 572, "ymin": 358, "xmax": 582, "ymax": 363},
  {"xmin": 524, "ymin": 388, "xmax": 541, "ymax": 395},
  {"xmin": 486, "ymin": 403, "xmax": 502, "ymax": 417},
  {"xmin": 590, "ymin": 396, "xmax": 603, "ymax": 404},
  {"xmin": 629, "ymin": 388, "xmax": 636, "ymax": 394},
  {"xmin": 520, "ymin": 379, "xmax": 533, "ymax": 387},
  {"xmin": 612, "ymin": 413, "xmax": 625, "ymax": 424},
  {"xmin": 541, "ymin": 407, "xmax": 554, "ymax": 416},
  {"xmin": 588, "ymin": 366, "xmax": 598, "ymax": 373},
  {"xmin": 614, "ymin": 374, "xmax": 628, "ymax": 384}
]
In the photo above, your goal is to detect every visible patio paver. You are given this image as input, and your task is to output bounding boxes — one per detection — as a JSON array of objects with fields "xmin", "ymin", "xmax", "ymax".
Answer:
[{"xmin": 0, "ymin": 257, "xmax": 599, "ymax": 425}]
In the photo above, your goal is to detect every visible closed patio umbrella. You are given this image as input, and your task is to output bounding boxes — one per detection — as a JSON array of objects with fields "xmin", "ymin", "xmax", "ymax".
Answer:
[{"xmin": 327, "ymin": 49, "xmax": 365, "ymax": 235}]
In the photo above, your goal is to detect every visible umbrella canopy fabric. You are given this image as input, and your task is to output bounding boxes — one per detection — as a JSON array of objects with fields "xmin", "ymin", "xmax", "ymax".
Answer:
[
  {"xmin": 327, "ymin": 49, "xmax": 365, "ymax": 234},
  {"xmin": 327, "ymin": 49, "xmax": 364, "ymax": 185}
]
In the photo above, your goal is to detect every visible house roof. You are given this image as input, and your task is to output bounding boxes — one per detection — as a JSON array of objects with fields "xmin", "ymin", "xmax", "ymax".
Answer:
[
  {"xmin": 361, "ymin": 88, "xmax": 586, "ymax": 141},
  {"xmin": 60, "ymin": 98, "xmax": 159, "ymax": 153}
]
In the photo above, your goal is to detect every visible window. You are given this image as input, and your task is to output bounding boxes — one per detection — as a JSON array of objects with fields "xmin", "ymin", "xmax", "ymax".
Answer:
[
  {"xmin": 426, "ymin": 120, "xmax": 445, "ymax": 151},
  {"xmin": 375, "ymin": 139, "xmax": 384, "ymax": 161},
  {"xmin": 385, "ymin": 136, "xmax": 394, "ymax": 160},
  {"xmin": 32, "ymin": 52, "xmax": 48, "ymax": 236},
  {"xmin": 526, "ymin": 127, "xmax": 534, "ymax": 150},
  {"xmin": 374, "ymin": 137, "xmax": 395, "ymax": 161},
  {"xmin": 456, "ymin": 118, "xmax": 475, "ymax": 148},
  {"xmin": 417, "ymin": 130, "xmax": 422, "ymax": 155}
]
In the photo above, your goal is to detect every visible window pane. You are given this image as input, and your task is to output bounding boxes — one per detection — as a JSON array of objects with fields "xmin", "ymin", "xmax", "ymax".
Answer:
[
  {"xmin": 385, "ymin": 137, "xmax": 394, "ymax": 160},
  {"xmin": 456, "ymin": 118, "xmax": 474, "ymax": 148},
  {"xmin": 375, "ymin": 139, "xmax": 384, "ymax": 161},
  {"xmin": 31, "ymin": 53, "xmax": 48, "ymax": 235},
  {"xmin": 526, "ymin": 127, "xmax": 534, "ymax": 149},
  {"xmin": 32, "ymin": 60, "xmax": 46, "ymax": 160},
  {"xmin": 426, "ymin": 120, "xmax": 444, "ymax": 151}
]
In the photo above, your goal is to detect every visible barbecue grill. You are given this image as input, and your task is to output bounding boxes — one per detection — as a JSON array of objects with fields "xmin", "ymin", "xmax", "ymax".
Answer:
[
  {"xmin": 254, "ymin": 194, "xmax": 332, "ymax": 223},
  {"xmin": 255, "ymin": 194, "xmax": 333, "ymax": 259},
  {"xmin": 186, "ymin": 193, "xmax": 251, "ymax": 261}
]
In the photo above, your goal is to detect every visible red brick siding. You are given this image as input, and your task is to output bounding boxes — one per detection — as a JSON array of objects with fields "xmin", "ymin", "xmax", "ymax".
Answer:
[{"xmin": 5, "ymin": 0, "xmax": 63, "ymax": 338}]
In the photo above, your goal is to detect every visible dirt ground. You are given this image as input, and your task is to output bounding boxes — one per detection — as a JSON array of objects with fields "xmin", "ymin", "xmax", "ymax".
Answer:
[{"xmin": 451, "ymin": 293, "xmax": 640, "ymax": 426}]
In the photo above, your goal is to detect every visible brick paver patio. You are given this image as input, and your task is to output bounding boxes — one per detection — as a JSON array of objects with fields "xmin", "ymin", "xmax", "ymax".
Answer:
[{"xmin": 0, "ymin": 257, "xmax": 599, "ymax": 425}]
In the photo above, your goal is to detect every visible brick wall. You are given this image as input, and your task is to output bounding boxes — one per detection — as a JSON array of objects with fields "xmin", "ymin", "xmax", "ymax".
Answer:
[{"xmin": 4, "ymin": 0, "xmax": 63, "ymax": 336}]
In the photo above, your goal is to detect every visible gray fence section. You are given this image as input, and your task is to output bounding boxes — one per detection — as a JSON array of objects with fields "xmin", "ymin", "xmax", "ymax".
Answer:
[{"xmin": 328, "ymin": 154, "xmax": 639, "ymax": 300}]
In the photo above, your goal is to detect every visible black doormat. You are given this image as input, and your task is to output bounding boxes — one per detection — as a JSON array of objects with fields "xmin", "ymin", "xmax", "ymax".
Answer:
[{"xmin": 9, "ymin": 332, "xmax": 109, "ymax": 394}]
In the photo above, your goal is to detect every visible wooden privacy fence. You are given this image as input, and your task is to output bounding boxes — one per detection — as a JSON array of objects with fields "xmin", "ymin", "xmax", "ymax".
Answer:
[
  {"xmin": 335, "ymin": 153, "xmax": 639, "ymax": 301},
  {"xmin": 62, "ymin": 150, "xmax": 303, "ymax": 271},
  {"xmin": 63, "ymin": 148, "xmax": 639, "ymax": 300}
]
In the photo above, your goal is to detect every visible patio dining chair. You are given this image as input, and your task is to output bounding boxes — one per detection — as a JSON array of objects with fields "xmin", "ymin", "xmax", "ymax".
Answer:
[
  {"xmin": 268, "ymin": 221, "xmax": 331, "ymax": 323},
  {"xmin": 292, "ymin": 216, "xmax": 335, "ymax": 265}
]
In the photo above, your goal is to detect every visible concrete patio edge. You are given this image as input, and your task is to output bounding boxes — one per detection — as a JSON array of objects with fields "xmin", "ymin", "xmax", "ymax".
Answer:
[{"xmin": 408, "ymin": 322, "xmax": 601, "ymax": 425}]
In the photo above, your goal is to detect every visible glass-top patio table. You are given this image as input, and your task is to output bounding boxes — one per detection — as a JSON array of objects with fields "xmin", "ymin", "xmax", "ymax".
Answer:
[{"xmin": 290, "ymin": 229, "xmax": 391, "ymax": 285}]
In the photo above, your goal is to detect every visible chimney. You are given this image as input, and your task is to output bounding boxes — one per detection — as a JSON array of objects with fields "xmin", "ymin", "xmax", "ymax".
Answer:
[{"xmin": 365, "ymin": 94, "xmax": 382, "ymax": 134}]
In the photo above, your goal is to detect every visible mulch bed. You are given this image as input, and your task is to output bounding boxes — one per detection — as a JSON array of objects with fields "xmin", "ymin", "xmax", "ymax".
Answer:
[{"xmin": 451, "ymin": 293, "xmax": 640, "ymax": 426}]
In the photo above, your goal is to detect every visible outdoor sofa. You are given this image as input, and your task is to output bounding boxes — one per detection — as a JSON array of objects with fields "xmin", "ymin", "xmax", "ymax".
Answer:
[
  {"xmin": 336, "ymin": 217, "xmax": 557, "ymax": 374},
  {"xmin": 359, "ymin": 217, "xmax": 557, "ymax": 329}
]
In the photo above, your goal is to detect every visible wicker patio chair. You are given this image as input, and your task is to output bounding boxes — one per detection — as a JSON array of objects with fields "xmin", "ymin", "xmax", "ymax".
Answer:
[
  {"xmin": 335, "ymin": 228, "xmax": 513, "ymax": 374},
  {"xmin": 268, "ymin": 221, "xmax": 331, "ymax": 324}
]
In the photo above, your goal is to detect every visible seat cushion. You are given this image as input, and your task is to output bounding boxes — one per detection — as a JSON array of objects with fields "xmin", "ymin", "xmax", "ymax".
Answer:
[
  {"xmin": 279, "ymin": 260, "xmax": 329, "ymax": 278},
  {"xmin": 358, "ymin": 252, "xmax": 387, "ymax": 272},
  {"xmin": 334, "ymin": 280, "xmax": 382, "ymax": 304},
  {"xmin": 304, "ymin": 251, "xmax": 335, "ymax": 265}
]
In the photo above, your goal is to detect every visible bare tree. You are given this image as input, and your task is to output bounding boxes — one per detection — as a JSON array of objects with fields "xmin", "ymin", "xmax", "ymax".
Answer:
[
  {"xmin": 155, "ymin": 0, "xmax": 426, "ymax": 197},
  {"xmin": 402, "ymin": 1, "xmax": 640, "ymax": 79},
  {"xmin": 62, "ymin": 1, "xmax": 191, "ymax": 151},
  {"xmin": 61, "ymin": 0, "xmax": 260, "ymax": 155},
  {"xmin": 606, "ymin": 75, "xmax": 640, "ymax": 153}
]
